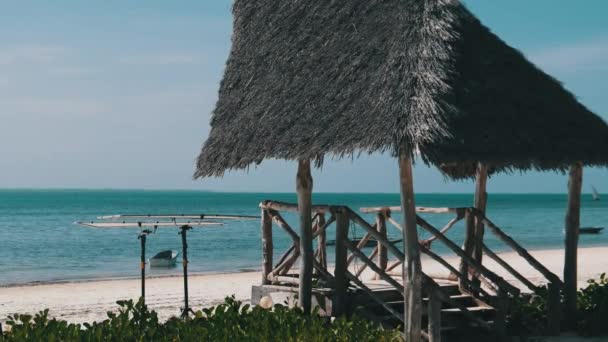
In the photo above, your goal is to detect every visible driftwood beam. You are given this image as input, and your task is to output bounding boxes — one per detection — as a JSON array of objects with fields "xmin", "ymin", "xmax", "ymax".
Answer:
[
  {"xmin": 420, "ymin": 245, "xmax": 493, "ymax": 298},
  {"xmin": 482, "ymin": 244, "xmax": 538, "ymax": 292},
  {"xmin": 345, "ymin": 239, "xmax": 402, "ymax": 291},
  {"xmin": 348, "ymin": 209, "xmax": 406, "ymax": 261},
  {"xmin": 360, "ymin": 206, "xmax": 459, "ymax": 214},
  {"xmin": 268, "ymin": 210, "xmax": 300, "ymax": 243},
  {"xmin": 481, "ymin": 216, "xmax": 562, "ymax": 286},
  {"xmin": 260, "ymin": 200, "xmax": 336, "ymax": 214},
  {"xmin": 346, "ymin": 231, "xmax": 374, "ymax": 267},
  {"xmin": 356, "ymin": 246, "xmax": 379, "ymax": 278},
  {"xmin": 417, "ymin": 215, "xmax": 519, "ymax": 296}
]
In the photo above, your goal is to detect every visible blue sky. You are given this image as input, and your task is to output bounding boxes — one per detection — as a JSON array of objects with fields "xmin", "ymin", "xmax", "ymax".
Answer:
[{"xmin": 0, "ymin": 0, "xmax": 607, "ymax": 193}]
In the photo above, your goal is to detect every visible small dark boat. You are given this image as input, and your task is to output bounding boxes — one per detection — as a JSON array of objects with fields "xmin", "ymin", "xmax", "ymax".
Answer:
[
  {"xmin": 326, "ymin": 238, "xmax": 402, "ymax": 247},
  {"xmin": 580, "ymin": 227, "xmax": 604, "ymax": 234},
  {"xmin": 150, "ymin": 250, "xmax": 179, "ymax": 267}
]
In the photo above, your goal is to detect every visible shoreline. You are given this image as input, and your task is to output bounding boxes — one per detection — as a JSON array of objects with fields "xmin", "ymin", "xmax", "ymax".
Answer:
[
  {"xmin": 1, "ymin": 246, "xmax": 606, "ymax": 325},
  {"xmin": 1, "ymin": 243, "xmax": 606, "ymax": 288}
]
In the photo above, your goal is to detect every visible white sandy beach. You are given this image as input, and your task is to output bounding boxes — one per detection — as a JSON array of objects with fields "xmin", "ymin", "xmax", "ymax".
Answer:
[{"xmin": 0, "ymin": 246, "xmax": 606, "ymax": 327}]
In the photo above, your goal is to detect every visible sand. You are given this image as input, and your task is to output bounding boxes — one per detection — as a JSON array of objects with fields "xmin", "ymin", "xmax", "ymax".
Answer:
[{"xmin": 0, "ymin": 246, "xmax": 606, "ymax": 328}]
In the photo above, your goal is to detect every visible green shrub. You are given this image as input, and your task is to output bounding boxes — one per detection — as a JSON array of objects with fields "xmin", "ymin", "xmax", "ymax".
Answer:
[
  {"xmin": 1, "ymin": 296, "xmax": 402, "ymax": 341},
  {"xmin": 576, "ymin": 273, "xmax": 608, "ymax": 336},
  {"xmin": 506, "ymin": 274, "xmax": 608, "ymax": 338}
]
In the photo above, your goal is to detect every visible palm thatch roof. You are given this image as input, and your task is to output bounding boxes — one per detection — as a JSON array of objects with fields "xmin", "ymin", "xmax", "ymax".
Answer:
[{"xmin": 195, "ymin": 0, "xmax": 608, "ymax": 179}]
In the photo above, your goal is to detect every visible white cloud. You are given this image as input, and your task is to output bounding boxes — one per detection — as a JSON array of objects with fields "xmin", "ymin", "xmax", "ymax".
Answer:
[
  {"xmin": 0, "ymin": 44, "xmax": 69, "ymax": 66},
  {"xmin": 117, "ymin": 53, "xmax": 204, "ymax": 66},
  {"xmin": 529, "ymin": 36, "xmax": 608, "ymax": 73}
]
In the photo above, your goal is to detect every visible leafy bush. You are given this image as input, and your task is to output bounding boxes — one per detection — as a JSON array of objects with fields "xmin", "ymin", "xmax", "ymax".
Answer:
[
  {"xmin": 1, "ymin": 296, "xmax": 402, "ymax": 341},
  {"xmin": 505, "ymin": 285, "xmax": 549, "ymax": 337},
  {"xmin": 576, "ymin": 273, "xmax": 608, "ymax": 336},
  {"xmin": 506, "ymin": 274, "xmax": 608, "ymax": 338}
]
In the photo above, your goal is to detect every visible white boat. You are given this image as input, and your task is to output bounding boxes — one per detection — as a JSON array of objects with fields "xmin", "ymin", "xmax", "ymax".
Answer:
[
  {"xmin": 592, "ymin": 186, "xmax": 600, "ymax": 201},
  {"xmin": 150, "ymin": 250, "xmax": 179, "ymax": 267}
]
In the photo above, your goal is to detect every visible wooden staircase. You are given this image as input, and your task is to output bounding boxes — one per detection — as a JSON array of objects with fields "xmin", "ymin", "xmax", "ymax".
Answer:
[{"xmin": 352, "ymin": 280, "xmax": 501, "ymax": 340}]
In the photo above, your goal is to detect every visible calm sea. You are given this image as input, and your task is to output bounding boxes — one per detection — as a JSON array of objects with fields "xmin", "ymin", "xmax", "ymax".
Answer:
[{"xmin": 0, "ymin": 190, "xmax": 606, "ymax": 286}]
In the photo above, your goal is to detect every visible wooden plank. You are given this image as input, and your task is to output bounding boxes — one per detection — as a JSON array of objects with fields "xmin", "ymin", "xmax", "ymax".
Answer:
[
  {"xmin": 356, "ymin": 246, "xmax": 379, "ymax": 278},
  {"xmin": 399, "ymin": 153, "xmax": 422, "ymax": 342},
  {"xmin": 296, "ymin": 159, "xmax": 314, "ymax": 314},
  {"xmin": 260, "ymin": 200, "xmax": 333, "ymax": 214},
  {"xmin": 459, "ymin": 211, "xmax": 476, "ymax": 291},
  {"xmin": 333, "ymin": 209, "xmax": 349, "ymax": 316},
  {"xmin": 261, "ymin": 209, "xmax": 273, "ymax": 285},
  {"xmin": 482, "ymin": 244, "xmax": 538, "ymax": 292},
  {"xmin": 268, "ymin": 210, "xmax": 300, "ymax": 243},
  {"xmin": 345, "ymin": 271, "xmax": 404, "ymax": 323},
  {"xmin": 78, "ymin": 221, "xmax": 223, "ymax": 228},
  {"xmin": 564, "ymin": 162, "xmax": 582, "ymax": 326},
  {"xmin": 420, "ymin": 245, "xmax": 493, "ymax": 298},
  {"xmin": 417, "ymin": 216, "xmax": 520, "ymax": 296},
  {"xmin": 349, "ymin": 210, "xmax": 406, "ymax": 261},
  {"xmin": 377, "ymin": 212, "xmax": 388, "ymax": 278},
  {"xmin": 427, "ymin": 291, "xmax": 442, "ymax": 342},
  {"xmin": 473, "ymin": 163, "xmax": 488, "ymax": 265},
  {"xmin": 346, "ymin": 231, "xmax": 373, "ymax": 267},
  {"xmin": 482, "ymin": 216, "xmax": 562, "ymax": 286},
  {"xmin": 97, "ymin": 214, "xmax": 259, "ymax": 220},
  {"xmin": 344, "ymin": 239, "xmax": 404, "ymax": 292},
  {"xmin": 360, "ymin": 206, "xmax": 458, "ymax": 214},
  {"xmin": 317, "ymin": 214, "xmax": 327, "ymax": 270}
]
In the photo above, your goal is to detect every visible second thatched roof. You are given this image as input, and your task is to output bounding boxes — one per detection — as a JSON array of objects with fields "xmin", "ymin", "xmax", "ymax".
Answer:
[{"xmin": 195, "ymin": 0, "xmax": 608, "ymax": 179}]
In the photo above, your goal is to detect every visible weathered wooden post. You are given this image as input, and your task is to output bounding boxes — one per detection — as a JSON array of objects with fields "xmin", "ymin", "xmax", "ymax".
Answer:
[
  {"xmin": 564, "ymin": 162, "xmax": 582, "ymax": 326},
  {"xmin": 296, "ymin": 159, "xmax": 314, "ymax": 314},
  {"xmin": 317, "ymin": 214, "xmax": 327, "ymax": 270},
  {"xmin": 459, "ymin": 211, "xmax": 476, "ymax": 291},
  {"xmin": 473, "ymin": 163, "xmax": 488, "ymax": 265},
  {"xmin": 334, "ymin": 208, "xmax": 349, "ymax": 316},
  {"xmin": 376, "ymin": 211, "xmax": 388, "ymax": 280},
  {"xmin": 427, "ymin": 289, "xmax": 442, "ymax": 342},
  {"xmin": 261, "ymin": 209, "xmax": 273, "ymax": 285},
  {"xmin": 546, "ymin": 281, "xmax": 562, "ymax": 335},
  {"xmin": 399, "ymin": 150, "xmax": 422, "ymax": 342}
]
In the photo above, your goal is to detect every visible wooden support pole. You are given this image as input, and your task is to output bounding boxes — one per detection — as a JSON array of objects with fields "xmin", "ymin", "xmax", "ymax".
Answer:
[
  {"xmin": 261, "ymin": 209, "xmax": 273, "ymax": 285},
  {"xmin": 472, "ymin": 164, "xmax": 488, "ymax": 292},
  {"xmin": 334, "ymin": 209, "xmax": 349, "ymax": 317},
  {"xmin": 546, "ymin": 281, "xmax": 562, "ymax": 336},
  {"xmin": 317, "ymin": 214, "xmax": 327, "ymax": 270},
  {"xmin": 427, "ymin": 290, "xmax": 442, "ymax": 342},
  {"xmin": 398, "ymin": 151, "xmax": 422, "ymax": 342},
  {"xmin": 564, "ymin": 162, "xmax": 582, "ymax": 326},
  {"xmin": 296, "ymin": 159, "xmax": 314, "ymax": 314},
  {"xmin": 459, "ymin": 211, "xmax": 476, "ymax": 291},
  {"xmin": 376, "ymin": 212, "xmax": 388, "ymax": 280}
]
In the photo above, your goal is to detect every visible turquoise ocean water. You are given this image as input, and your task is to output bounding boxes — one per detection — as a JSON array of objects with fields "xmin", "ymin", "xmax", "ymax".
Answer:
[{"xmin": 0, "ymin": 190, "xmax": 606, "ymax": 286}]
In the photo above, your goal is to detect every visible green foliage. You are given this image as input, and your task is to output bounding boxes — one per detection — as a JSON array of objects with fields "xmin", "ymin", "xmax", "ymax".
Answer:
[
  {"xmin": 1, "ymin": 296, "xmax": 402, "ymax": 341},
  {"xmin": 576, "ymin": 273, "xmax": 608, "ymax": 336},
  {"xmin": 505, "ymin": 286, "xmax": 549, "ymax": 337},
  {"xmin": 506, "ymin": 274, "xmax": 608, "ymax": 338}
]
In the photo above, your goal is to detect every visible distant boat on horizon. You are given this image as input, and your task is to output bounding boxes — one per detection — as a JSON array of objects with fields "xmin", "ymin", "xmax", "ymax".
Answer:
[{"xmin": 591, "ymin": 186, "xmax": 600, "ymax": 201}]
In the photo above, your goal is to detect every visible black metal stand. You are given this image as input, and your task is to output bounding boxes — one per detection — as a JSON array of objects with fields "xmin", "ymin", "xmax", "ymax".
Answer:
[
  {"xmin": 138, "ymin": 228, "xmax": 152, "ymax": 304},
  {"xmin": 179, "ymin": 225, "xmax": 195, "ymax": 318}
]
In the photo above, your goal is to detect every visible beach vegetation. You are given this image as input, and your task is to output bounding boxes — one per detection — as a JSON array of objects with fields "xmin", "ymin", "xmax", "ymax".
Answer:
[
  {"xmin": 1, "ymin": 296, "xmax": 402, "ymax": 341},
  {"xmin": 506, "ymin": 273, "xmax": 608, "ymax": 338}
]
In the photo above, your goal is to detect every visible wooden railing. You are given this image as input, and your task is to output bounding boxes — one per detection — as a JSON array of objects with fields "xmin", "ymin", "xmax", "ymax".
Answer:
[
  {"xmin": 361, "ymin": 205, "xmax": 563, "ymax": 335},
  {"xmin": 258, "ymin": 200, "xmax": 563, "ymax": 337}
]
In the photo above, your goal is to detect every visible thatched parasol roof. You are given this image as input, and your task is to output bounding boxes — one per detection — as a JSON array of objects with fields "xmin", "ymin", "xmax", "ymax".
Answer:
[{"xmin": 195, "ymin": 0, "xmax": 608, "ymax": 179}]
